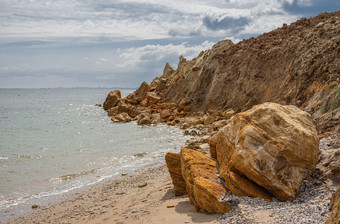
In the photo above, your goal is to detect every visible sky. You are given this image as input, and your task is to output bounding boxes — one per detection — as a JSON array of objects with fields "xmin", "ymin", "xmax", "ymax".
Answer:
[{"xmin": 0, "ymin": 0, "xmax": 339, "ymax": 88}]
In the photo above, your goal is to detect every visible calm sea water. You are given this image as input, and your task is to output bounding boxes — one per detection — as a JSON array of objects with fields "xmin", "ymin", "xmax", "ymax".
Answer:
[{"xmin": 0, "ymin": 88, "xmax": 189, "ymax": 222}]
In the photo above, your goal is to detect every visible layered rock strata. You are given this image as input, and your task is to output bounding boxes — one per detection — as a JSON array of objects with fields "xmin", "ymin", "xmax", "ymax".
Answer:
[
  {"xmin": 216, "ymin": 102, "xmax": 319, "ymax": 201},
  {"xmin": 165, "ymin": 148, "xmax": 231, "ymax": 214}
]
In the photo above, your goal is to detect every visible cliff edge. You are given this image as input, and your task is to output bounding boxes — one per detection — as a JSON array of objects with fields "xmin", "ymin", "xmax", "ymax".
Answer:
[{"xmin": 152, "ymin": 11, "xmax": 339, "ymax": 135}]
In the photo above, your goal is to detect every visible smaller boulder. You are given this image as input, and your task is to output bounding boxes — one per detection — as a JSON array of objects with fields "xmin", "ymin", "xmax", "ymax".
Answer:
[
  {"xmin": 204, "ymin": 115, "xmax": 215, "ymax": 126},
  {"xmin": 147, "ymin": 92, "xmax": 161, "ymax": 105},
  {"xmin": 135, "ymin": 81, "xmax": 150, "ymax": 101},
  {"xmin": 103, "ymin": 90, "xmax": 121, "ymax": 111},
  {"xmin": 165, "ymin": 152, "xmax": 187, "ymax": 196}
]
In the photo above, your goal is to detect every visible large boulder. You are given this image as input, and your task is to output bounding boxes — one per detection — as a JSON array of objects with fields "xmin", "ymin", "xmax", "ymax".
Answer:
[
  {"xmin": 165, "ymin": 152, "xmax": 187, "ymax": 196},
  {"xmin": 180, "ymin": 147, "xmax": 231, "ymax": 213},
  {"xmin": 216, "ymin": 102, "xmax": 319, "ymax": 201},
  {"xmin": 103, "ymin": 90, "xmax": 121, "ymax": 111}
]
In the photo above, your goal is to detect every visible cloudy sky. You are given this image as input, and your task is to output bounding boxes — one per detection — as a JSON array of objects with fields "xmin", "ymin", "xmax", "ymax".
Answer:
[{"xmin": 0, "ymin": 0, "xmax": 339, "ymax": 88}]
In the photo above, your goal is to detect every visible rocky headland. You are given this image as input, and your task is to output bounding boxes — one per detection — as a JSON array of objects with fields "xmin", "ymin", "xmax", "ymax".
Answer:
[{"xmin": 103, "ymin": 11, "xmax": 340, "ymax": 224}]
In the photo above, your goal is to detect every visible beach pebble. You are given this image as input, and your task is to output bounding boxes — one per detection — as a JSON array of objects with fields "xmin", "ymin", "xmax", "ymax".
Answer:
[
  {"xmin": 138, "ymin": 182, "xmax": 148, "ymax": 188},
  {"xmin": 167, "ymin": 205, "xmax": 175, "ymax": 208},
  {"xmin": 218, "ymin": 179, "xmax": 334, "ymax": 224},
  {"xmin": 121, "ymin": 173, "xmax": 128, "ymax": 176},
  {"xmin": 31, "ymin": 204, "xmax": 39, "ymax": 209}
]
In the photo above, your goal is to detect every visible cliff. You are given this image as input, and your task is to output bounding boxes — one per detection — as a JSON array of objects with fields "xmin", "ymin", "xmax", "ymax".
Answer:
[{"xmin": 152, "ymin": 11, "xmax": 339, "ymax": 134}]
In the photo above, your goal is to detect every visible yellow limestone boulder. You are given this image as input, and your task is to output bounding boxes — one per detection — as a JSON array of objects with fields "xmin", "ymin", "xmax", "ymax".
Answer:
[
  {"xmin": 216, "ymin": 102, "xmax": 319, "ymax": 201},
  {"xmin": 193, "ymin": 177, "xmax": 232, "ymax": 213},
  {"xmin": 165, "ymin": 152, "xmax": 187, "ymax": 196},
  {"xmin": 180, "ymin": 147, "xmax": 231, "ymax": 213}
]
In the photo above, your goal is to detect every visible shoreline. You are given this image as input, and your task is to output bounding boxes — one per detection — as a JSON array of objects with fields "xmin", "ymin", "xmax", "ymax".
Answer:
[
  {"xmin": 4, "ymin": 160, "xmax": 335, "ymax": 224},
  {"xmin": 5, "ymin": 163, "xmax": 221, "ymax": 224}
]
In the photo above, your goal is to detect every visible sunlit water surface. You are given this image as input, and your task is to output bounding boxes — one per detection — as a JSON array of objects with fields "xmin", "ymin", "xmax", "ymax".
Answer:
[{"xmin": 0, "ymin": 88, "xmax": 189, "ymax": 222}]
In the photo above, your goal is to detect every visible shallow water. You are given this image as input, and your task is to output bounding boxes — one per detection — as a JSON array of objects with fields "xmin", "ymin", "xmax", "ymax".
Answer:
[{"xmin": 0, "ymin": 88, "xmax": 189, "ymax": 222}]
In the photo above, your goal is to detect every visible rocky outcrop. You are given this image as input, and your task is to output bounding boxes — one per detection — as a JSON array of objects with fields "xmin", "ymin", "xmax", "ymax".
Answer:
[
  {"xmin": 325, "ymin": 185, "xmax": 340, "ymax": 224},
  {"xmin": 216, "ymin": 102, "xmax": 319, "ymax": 201},
  {"xmin": 152, "ymin": 11, "xmax": 339, "ymax": 135},
  {"xmin": 103, "ymin": 90, "xmax": 122, "ymax": 111}
]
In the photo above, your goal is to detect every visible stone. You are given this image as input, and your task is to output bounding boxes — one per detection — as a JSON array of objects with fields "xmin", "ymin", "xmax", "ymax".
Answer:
[
  {"xmin": 317, "ymin": 135, "xmax": 340, "ymax": 187},
  {"xmin": 147, "ymin": 92, "xmax": 161, "ymax": 105},
  {"xmin": 223, "ymin": 109, "xmax": 235, "ymax": 120},
  {"xmin": 151, "ymin": 113, "xmax": 161, "ymax": 124},
  {"xmin": 103, "ymin": 90, "xmax": 121, "ymax": 111},
  {"xmin": 117, "ymin": 103, "xmax": 139, "ymax": 118},
  {"xmin": 180, "ymin": 147, "xmax": 223, "ymax": 211},
  {"xmin": 211, "ymin": 119, "xmax": 228, "ymax": 130},
  {"xmin": 165, "ymin": 152, "xmax": 187, "ymax": 196},
  {"xmin": 204, "ymin": 115, "xmax": 215, "ymax": 126},
  {"xmin": 107, "ymin": 106, "xmax": 119, "ymax": 116},
  {"xmin": 138, "ymin": 182, "xmax": 148, "ymax": 188},
  {"xmin": 193, "ymin": 178, "xmax": 232, "ymax": 213},
  {"xmin": 325, "ymin": 185, "xmax": 340, "ymax": 224},
  {"xmin": 222, "ymin": 165, "xmax": 272, "ymax": 201},
  {"xmin": 137, "ymin": 112, "xmax": 152, "ymax": 125},
  {"xmin": 160, "ymin": 109, "xmax": 172, "ymax": 120},
  {"xmin": 199, "ymin": 135, "xmax": 211, "ymax": 144},
  {"xmin": 135, "ymin": 81, "xmax": 150, "ymax": 101},
  {"xmin": 111, "ymin": 112, "xmax": 132, "ymax": 122},
  {"xmin": 32, "ymin": 204, "xmax": 39, "ymax": 209},
  {"xmin": 209, "ymin": 133, "xmax": 218, "ymax": 160},
  {"xmin": 216, "ymin": 102, "xmax": 319, "ymax": 201},
  {"xmin": 140, "ymin": 98, "xmax": 148, "ymax": 107},
  {"xmin": 123, "ymin": 93, "xmax": 139, "ymax": 105},
  {"xmin": 138, "ymin": 117, "xmax": 151, "ymax": 125},
  {"xmin": 178, "ymin": 98, "xmax": 191, "ymax": 112},
  {"xmin": 181, "ymin": 123, "xmax": 191, "ymax": 129}
]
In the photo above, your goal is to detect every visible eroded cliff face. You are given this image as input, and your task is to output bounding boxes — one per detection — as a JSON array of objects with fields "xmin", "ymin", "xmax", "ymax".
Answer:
[{"xmin": 152, "ymin": 11, "xmax": 340, "ymax": 134}]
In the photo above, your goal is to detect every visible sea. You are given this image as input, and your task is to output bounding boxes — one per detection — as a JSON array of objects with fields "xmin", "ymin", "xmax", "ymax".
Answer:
[{"xmin": 0, "ymin": 88, "xmax": 190, "ymax": 222}]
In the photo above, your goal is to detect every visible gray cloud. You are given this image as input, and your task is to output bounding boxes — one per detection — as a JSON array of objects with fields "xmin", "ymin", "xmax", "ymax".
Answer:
[
  {"xmin": 281, "ymin": 0, "xmax": 340, "ymax": 16},
  {"xmin": 203, "ymin": 16, "xmax": 250, "ymax": 32},
  {"xmin": 0, "ymin": 0, "xmax": 338, "ymax": 88}
]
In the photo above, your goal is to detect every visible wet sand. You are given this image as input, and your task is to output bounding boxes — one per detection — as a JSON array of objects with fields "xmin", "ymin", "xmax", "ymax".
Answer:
[{"xmin": 5, "ymin": 164, "xmax": 220, "ymax": 224}]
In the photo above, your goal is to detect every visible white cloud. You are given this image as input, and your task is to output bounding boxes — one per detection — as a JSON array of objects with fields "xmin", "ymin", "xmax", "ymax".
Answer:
[
  {"xmin": 0, "ymin": 0, "xmax": 308, "ymax": 40},
  {"xmin": 116, "ymin": 41, "xmax": 215, "ymax": 69},
  {"xmin": 0, "ymin": 0, "xmax": 336, "ymax": 87}
]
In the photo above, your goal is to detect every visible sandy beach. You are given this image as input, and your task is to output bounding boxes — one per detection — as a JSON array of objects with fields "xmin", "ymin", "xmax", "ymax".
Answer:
[
  {"xmin": 4, "ymin": 159, "xmax": 335, "ymax": 224},
  {"xmin": 5, "ymin": 164, "xmax": 220, "ymax": 224}
]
